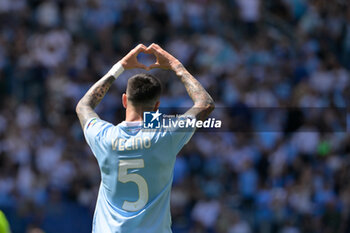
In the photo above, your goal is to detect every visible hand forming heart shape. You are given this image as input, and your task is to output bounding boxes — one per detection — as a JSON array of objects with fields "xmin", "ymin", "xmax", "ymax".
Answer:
[{"xmin": 120, "ymin": 43, "xmax": 179, "ymax": 71}]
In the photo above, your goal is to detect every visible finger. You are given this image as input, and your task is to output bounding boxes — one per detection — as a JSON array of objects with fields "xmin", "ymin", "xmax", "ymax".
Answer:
[
  {"xmin": 150, "ymin": 43, "xmax": 161, "ymax": 50},
  {"xmin": 147, "ymin": 45, "xmax": 160, "ymax": 55},
  {"xmin": 148, "ymin": 44, "xmax": 168, "ymax": 58},
  {"xmin": 149, "ymin": 63, "xmax": 161, "ymax": 70},
  {"xmin": 135, "ymin": 43, "xmax": 146, "ymax": 50},
  {"xmin": 138, "ymin": 44, "xmax": 148, "ymax": 51},
  {"xmin": 148, "ymin": 43, "xmax": 163, "ymax": 53},
  {"xmin": 143, "ymin": 49, "xmax": 153, "ymax": 54},
  {"xmin": 133, "ymin": 44, "xmax": 147, "ymax": 55},
  {"xmin": 143, "ymin": 46, "xmax": 153, "ymax": 54},
  {"xmin": 135, "ymin": 62, "xmax": 148, "ymax": 70}
]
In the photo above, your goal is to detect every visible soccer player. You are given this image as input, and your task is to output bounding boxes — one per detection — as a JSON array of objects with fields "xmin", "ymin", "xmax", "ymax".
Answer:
[{"xmin": 76, "ymin": 43, "xmax": 214, "ymax": 233}]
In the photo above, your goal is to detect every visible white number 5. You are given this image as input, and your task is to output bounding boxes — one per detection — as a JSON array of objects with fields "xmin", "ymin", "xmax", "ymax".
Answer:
[{"xmin": 118, "ymin": 159, "xmax": 149, "ymax": 211}]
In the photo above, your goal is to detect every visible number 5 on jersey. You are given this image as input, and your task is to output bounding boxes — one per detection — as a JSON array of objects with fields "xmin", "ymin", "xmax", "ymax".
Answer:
[{"xmin": 118, "ymin": 159, "xmax": 149, "ymax": 211}]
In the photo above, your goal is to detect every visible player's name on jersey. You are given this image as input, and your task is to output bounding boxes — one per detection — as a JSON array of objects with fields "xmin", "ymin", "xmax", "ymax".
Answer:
[{"xmin": 112, "ymin": 136, "xmax": 151, "ymax": 151}]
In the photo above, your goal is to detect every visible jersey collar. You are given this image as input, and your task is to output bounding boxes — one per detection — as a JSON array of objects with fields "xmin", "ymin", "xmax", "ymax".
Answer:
[{"xmin": 120, "ymin": 121, "xmax": 143, "ymax": 127}]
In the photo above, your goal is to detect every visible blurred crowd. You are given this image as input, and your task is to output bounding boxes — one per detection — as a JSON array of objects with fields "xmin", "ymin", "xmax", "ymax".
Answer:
[{"xmin": 0, "ymin": 0, "xmax": 350, "ymax": 232}]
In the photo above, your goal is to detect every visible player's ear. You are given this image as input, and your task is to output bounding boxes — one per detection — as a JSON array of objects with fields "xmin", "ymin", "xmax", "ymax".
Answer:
[
  {"xmin": 153, "ymin": 101, "xmax": 160, "ymax": 111},
  {"xmin": 122, "ymin": 93, "xmax": 127, "ymax": 109}
]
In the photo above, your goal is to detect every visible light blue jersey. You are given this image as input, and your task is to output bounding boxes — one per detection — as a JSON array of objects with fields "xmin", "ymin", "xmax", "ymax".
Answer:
[{"xmin": 83, "ymin": 117, "xmax": 195, "ymax": 233}]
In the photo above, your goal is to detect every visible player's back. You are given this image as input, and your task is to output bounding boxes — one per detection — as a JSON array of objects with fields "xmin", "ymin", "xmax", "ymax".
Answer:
[{"xmin": 84, "ymin": 118, "xmax": 194, "ymax": 233}]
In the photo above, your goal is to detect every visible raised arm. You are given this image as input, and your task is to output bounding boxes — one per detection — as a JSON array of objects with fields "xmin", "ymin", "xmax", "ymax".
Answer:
[
  {"xmin": 148, "ymin": 43, "xmax": 215, "ymax": 120},
  {"xmin": 76, "ymin": 44, "xmax": 148, "ymax": 128}
]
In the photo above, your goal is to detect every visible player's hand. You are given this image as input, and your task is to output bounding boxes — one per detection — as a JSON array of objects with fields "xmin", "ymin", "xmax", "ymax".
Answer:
[
  {"xmin": 147, "ymin": 43, "xmax": 181, "ymax": 70},
  {"xmin": 120, "ymin": 44, "xmax": 148, "ymax": 70}
]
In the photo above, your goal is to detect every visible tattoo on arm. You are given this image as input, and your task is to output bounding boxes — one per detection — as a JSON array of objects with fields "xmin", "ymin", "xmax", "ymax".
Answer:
[
  {"xmin": 76, "ymin": 74, "xmax": 115, "ymax": 128},
  {"xmin": 174, "ymin": 64, "xmax": 215, "ymax": 120}
]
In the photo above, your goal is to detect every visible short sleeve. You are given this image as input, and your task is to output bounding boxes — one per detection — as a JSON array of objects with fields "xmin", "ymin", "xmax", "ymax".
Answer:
[
  {"xmin": 83, "ymin": 118, "xmax": 114, "ymax": 157},
  {"xmin": 168, "ymin": 116, "xmax": 196, "ymax": 153}
]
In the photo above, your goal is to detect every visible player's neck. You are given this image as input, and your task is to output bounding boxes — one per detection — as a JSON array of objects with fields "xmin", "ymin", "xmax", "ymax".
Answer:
[{"xmin": 125, "ymin": 108, "xmax": 143, "ymax": 122}]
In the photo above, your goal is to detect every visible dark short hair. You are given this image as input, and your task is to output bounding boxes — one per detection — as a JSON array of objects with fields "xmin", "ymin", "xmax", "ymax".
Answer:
[{"xmin": 126, "ymin": 73, "xmax": 161, "ymax": 106}]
